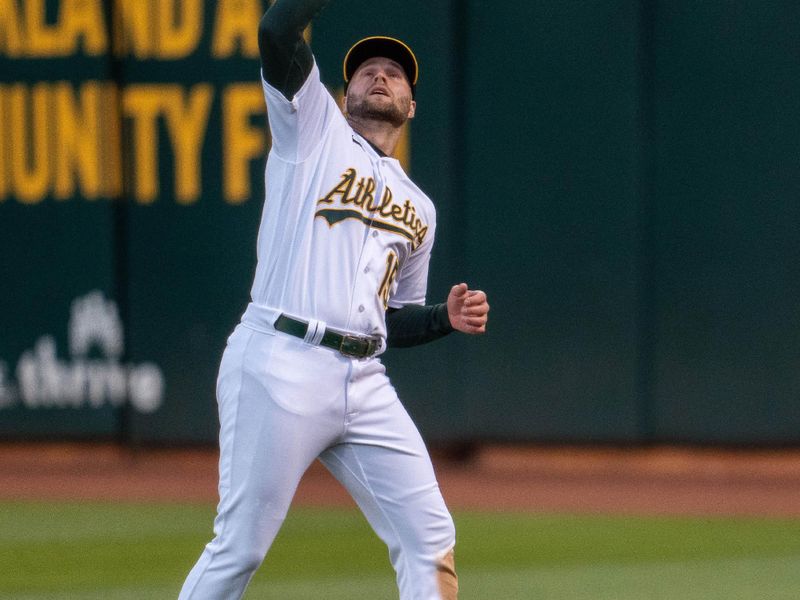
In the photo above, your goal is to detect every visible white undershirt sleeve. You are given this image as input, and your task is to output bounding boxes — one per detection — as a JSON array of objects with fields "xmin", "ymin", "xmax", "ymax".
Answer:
[{"xmin": 261, "ymin": 61, "xmax": 339, "ymax": 163}]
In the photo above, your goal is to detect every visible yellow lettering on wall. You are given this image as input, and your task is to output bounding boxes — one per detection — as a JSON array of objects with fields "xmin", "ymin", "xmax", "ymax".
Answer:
[
  {"xmin": 163, "ymin": 84, "xmax": 213, "ymax": 204},
  {"xmin": 222, "ymin": 83, "xmax": 265, "ymax": 204},
  {"xmin": 113, "ymin": 0, "xmax": 151, "ymax": 58},
  {"xmin": 212, "ymin": 0, "xmax": 261, "ymax": 58},
  {"xmin": 60, "ymin": 0, "xmax": 108, "ymax": 55},
  {"xmin": 9, "ymin": 84, "xmax": 50, "ymax": 204},
  {"xmin": 53, "ymin": 82, "xmax": 103, "ymax": 200},
  {"xmin": 25, "ymin": 0, "xmax": 61, "ymax": 56},
  {"xmin": 0, "ymin": 0, "xmax": 23, "ymax": 57},
  {"xmin": 123, "ymin": 84, "xmax": 213, "ymax": 204},
  {"xmin": 1, "ymin": 80, "xmax": 271, "ymax": 205},
  {"xmin": 158, "ymin": 0, "xmax": 203, "ymax": 59},
  {"xmin": 114, "ymin": 0, "xmax": 203, "ymax": 59},
  {"xmin": 101, "ymin": 85, "xmax": 123, "ymax": 198},
  {"xmin": 123, "ymin": 86, "xmax": 162, "ymax": 204}
]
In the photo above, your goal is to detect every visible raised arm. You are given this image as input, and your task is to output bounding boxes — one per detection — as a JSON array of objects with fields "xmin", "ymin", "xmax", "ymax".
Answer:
[{"xmin": 258, "ymin": 0, "xmax": 330, "ymax": 99}]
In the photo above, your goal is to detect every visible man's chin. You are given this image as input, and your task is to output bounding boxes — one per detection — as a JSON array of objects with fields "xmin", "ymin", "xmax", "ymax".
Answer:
[
  {"xmin": 349, "ymin": 100, "xmax": 407, "ymax": 128},
  {"xmin": 365, "ymin": 109, "xmax": 406, "ymax": 128}
]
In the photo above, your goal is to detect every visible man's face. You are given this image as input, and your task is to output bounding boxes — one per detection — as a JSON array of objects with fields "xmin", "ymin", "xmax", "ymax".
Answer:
[{"xmin": 344, "ymin": 56, "xmax": 416, "ymax": 127}]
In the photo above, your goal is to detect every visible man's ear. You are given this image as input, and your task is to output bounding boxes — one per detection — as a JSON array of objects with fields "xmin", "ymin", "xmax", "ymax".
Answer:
[
  {"xmin": 407, "ymin": 100, "xmax": 416, "ymax": 119},
  {"xmin": 341, "ymin": 93, "xmax": 348, "ymax": 115}
]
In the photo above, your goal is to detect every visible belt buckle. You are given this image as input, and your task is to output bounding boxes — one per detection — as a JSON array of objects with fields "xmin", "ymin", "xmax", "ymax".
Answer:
[{"xmin": 339, "ymin": 334, "xmax": 378, "ymax": 358}]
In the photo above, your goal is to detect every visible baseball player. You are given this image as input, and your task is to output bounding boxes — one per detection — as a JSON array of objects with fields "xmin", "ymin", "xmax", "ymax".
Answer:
[{"xmin": 178, "ymin": 1, "xmax": 489, "ymax": 598}]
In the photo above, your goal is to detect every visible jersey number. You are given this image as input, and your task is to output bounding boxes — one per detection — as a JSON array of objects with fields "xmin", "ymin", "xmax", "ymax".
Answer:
[{"xmin": 378, "ymin": 251, "xmax": 399, "ymax": 310}]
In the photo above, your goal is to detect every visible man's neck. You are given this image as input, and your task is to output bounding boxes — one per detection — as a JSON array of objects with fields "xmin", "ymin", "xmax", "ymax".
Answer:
[{"xmin": 347, "ymin": 116, "xmax": 402, "ymax": 157}]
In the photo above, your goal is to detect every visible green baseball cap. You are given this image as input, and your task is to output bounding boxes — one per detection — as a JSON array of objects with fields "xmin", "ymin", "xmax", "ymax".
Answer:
[{"xmin": 343, "ymin": 36, "xmax": 418, "ymax": 97}]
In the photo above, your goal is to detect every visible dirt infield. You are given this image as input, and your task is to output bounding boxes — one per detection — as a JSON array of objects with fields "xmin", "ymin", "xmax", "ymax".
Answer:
[{"xmin": 2, "ymin": 443, "xmax": 800, "ymax": 517}]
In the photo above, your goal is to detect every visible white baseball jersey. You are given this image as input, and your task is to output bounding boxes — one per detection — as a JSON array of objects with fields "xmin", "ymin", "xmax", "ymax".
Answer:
[
  {"xmin": 247, "ymin": 61, "xmax": 436, "ymax": 347},
  {"xmin": 180, "ymin": 60, "xmax": 456, "ymax": 600}
]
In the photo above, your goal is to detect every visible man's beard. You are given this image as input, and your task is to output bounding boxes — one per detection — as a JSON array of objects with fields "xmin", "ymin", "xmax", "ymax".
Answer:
[{"xmin": 347, "ymin": 95, "xmax": 409, "ymax": 128}]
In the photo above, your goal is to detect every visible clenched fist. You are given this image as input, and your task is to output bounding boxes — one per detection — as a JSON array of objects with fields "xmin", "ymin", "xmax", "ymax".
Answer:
[{"xmin": 447, "ymin": 283, "xmax": 489, "ymax": 334}]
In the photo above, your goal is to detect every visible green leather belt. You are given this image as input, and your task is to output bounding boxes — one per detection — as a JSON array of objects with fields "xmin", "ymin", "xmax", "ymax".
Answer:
[{"xmin": 274, "ymin": 314, "xmax": 380, "ymax": 359}]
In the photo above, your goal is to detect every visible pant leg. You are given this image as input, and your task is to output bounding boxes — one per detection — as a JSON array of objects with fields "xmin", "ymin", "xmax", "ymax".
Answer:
[
  {"xmin": 179, "ymin": 327, "xmax": 348, "ymax": 600},
  {"xmin": 319, "ymin": 360, "xmax": 456, "ymax": 600}
]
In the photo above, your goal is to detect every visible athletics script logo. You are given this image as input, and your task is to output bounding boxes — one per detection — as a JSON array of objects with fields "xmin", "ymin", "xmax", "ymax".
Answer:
[
  {"xmin": 0, "ymin": 291, "xmax": 164, "ymax": 413},
  {"xmin": 315, "ymin": 168, "xmax": 429, "ymax": 249}
]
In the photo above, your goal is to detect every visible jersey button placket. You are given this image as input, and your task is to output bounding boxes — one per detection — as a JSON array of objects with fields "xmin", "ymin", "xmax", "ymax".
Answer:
[
  {"xmin": 349, "ymin": 157, "xmax": 384, "ymax": 332},
  {"xmin": 354, "ymin": 224, "xmax": 378, "ymax": 328},
  {"xmin": 360, "ymin": 167, "xmax": 381, "ymax": 327}
]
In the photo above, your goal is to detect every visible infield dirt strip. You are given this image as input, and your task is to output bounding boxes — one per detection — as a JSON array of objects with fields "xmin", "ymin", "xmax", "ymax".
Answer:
[{"xmin": 1, "ymin": 443, "xmax": 800, "ymax": 517}]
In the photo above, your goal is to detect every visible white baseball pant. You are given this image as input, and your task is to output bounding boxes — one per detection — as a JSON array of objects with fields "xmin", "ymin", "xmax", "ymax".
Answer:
[{"xmin": 178, "ymin": 321, "xmax": 456, "ymax": 600}]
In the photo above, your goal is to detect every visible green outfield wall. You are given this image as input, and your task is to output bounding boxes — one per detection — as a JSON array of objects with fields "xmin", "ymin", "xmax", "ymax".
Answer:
[{"xmin": 1, "ymin": 0, "xmax": 799, "ymax": 445}]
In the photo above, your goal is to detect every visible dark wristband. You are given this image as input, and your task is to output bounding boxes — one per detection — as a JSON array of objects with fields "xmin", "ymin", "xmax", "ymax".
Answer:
[{"xmin": 385, "ymin": 303, "xmax": 454, "ymax": 348}]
